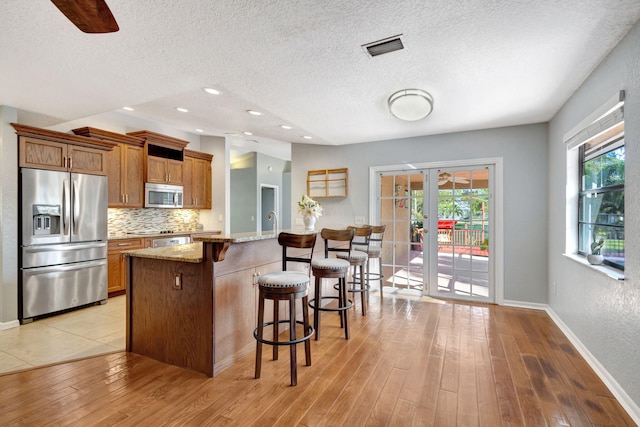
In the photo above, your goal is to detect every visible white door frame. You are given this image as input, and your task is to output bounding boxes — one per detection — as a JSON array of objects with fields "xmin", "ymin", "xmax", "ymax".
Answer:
[{"xmin": 369, "ymin": 157, "xmax": 504, "ymax": 304}]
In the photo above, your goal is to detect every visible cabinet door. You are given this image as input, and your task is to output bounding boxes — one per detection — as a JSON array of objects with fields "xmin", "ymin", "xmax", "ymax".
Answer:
[
  {"xmin": 106, "ymin": 144, "xmax": 124, "ymax": 207},
  {"xmin": 123, "ymin": 145, "xmax": 144, "ymax": 207},
  {"xmin": 108, "ymin": 239, "xmax": 144, "ymax": 294},
  {"xmin": 182, "ymin": 156, "xmax": 194, "ymax": 208},
  {"xmin": 68, "ymin": 145, "xmax": 107, "ymax": 175},
  {"xmin": 205, "ymin": 161, "xmax": 212, "ymax": 209},
  {"xmin": 146, "ymin": 156, "xmax": 167, "ymax": 183},
  {"xmin": 192, "ymin": 158, "xmax": 206, "ymax": 207},
  {"xmin": 166, "ymin": 159, "xmax": 183, "ymax": 185},
  {"xmin": 19, "ymin": 137, "xmax": 68, "ymax": 171},
  {"xmin": 214, "ymin": 269, "xmax": 257, "ymax": 365}
]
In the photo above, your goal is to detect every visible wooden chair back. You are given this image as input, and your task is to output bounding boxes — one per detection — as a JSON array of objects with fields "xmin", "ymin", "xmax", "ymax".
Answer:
[
  {"xmin": 320, "ymin": 228, "xmax": 355, "ymax": 259},
  {"xmin": 278, "ymin": 232, "xmax": 317, "ymax": 272}
]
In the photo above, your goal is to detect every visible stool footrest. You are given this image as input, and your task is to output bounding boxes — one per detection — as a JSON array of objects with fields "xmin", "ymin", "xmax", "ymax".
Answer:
[
  {"xmin": 253, "ymin": 319, "xmax": 314, "ymax": 346},
  {"xmin": 308, "ymin": 296, "xmax": 353, "ymax": 312}
]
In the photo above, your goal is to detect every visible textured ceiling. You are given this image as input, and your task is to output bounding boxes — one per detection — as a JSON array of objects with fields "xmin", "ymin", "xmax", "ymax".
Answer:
[{"xmin": 1, "ymin": 0, "xmax": 640, "ymax": 157}]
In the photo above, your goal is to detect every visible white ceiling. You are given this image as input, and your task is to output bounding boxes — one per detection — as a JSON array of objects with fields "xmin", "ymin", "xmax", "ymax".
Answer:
[{"xmin": 2, "ymin": 0, "xmax": 640, "ymax": 158}]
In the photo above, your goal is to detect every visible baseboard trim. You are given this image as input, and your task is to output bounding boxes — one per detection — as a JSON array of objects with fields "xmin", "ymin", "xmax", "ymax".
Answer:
[
  {"xmin": 501, "ymin": 299, "xmax": 640, "ymax": 424},
  {"xmin": 0, "ymin": 320, "xmax": 19, "ymax": 331}
]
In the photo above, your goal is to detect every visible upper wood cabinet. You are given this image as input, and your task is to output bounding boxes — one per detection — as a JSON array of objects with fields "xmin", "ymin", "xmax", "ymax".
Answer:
[
  {"xmin": 307, "ymin": 168, "xmax": 348, "ymax": 198},
  {"xmin": 72, "ymin": 127, "xmax": 145, "ymax": 208},
  {"xmin": 183, "ymin": 150, "xmax": 213, "ymax": 209},
  {"xmin": 127, "ymin": 130, "xmax": 189, "ymax": 186},
  {"xmin": 13, "ymin": 124, "xmax": 116, "ymax": 175}
]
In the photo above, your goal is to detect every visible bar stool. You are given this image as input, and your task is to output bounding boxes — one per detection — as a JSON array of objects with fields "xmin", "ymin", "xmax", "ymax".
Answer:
[
  {"xmin": 309, "ymin": 228, "xmax": 354, "ymax": 340},
  {"xmin": 356, "ymin": 225, "xmax": 386, "ymax": 297},
  {"xmin": 254, "ymin": 232, "xmax": 316, "ymax": 386},
  {"xmin": 336, "ymin": 226, "xmax": 372, "ymax": 315}
]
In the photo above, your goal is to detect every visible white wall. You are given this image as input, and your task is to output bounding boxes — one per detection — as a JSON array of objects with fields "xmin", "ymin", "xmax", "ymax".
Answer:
[
  {"xmin": 548, "ymin": 20, "xmax": 640, "ymax": 408},
  {"xmin": 0, "ymin": 106, "xmax": 18, "ymax": 326},
  {"xmin": 291, "ymin": 123, "xmax": 549, "ymax": 303}
]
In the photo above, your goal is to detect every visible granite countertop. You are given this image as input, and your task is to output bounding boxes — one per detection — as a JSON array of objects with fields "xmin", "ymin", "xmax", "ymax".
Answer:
[
  {"xmin": 123, "ymin": 229, "xmax": 318, "ymax": 262},
  {"xmin": 108, "ymin": 230, "xmax": 222, "ymax": 240},
  {"xmin": 123, "ymin": 242, "xmax": 204, "ymax": 263},
  {"xmin": 193, "ymin": 228, "xmax": 316, "ymax": 243}
]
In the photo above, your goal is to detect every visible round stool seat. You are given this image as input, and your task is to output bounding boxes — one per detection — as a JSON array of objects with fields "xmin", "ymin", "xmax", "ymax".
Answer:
[
  {"xmin": 311, "ymin": 258, "xmax": 350, "ymax": 271},
  {"xmin": 259, "ymin": 272, "xmax": 310, "ymax": 288},
  {"xmin": 336, "ymin": 250, "xmax": 368, "ymax": 264}
]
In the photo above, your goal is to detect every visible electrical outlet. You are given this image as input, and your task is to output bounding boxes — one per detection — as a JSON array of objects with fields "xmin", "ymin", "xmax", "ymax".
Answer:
[
  {"xmin": 250, "ymin": 215, "xmax": 255, "ymax": 221},
  {"xmin": 295, "ymin": 218, "xmax": 303, "ymax": 225},
  {"xmin": 218, "ymin": 214, "xmax": 223, "ymax": 222},
  {"xmin": 174, "ymin": 273, "xmax": 182, "ymax": 290},
  {"xmin": 355, "ymin": 216, "xmax": 365, "ymax": 226}
]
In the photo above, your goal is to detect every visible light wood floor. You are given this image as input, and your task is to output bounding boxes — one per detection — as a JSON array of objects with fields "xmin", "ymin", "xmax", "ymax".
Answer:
[{"xmin": 0, "ymin": 291, "xmax": 635, "ymax": 426}]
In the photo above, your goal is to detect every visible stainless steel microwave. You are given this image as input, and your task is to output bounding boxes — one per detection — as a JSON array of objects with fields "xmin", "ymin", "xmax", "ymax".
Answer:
[{"xmin": 144, "ymin": 183, "xmax": 183, "ymax": 208}]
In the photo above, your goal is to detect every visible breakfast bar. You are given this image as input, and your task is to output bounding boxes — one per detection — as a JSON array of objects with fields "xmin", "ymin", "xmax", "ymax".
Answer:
[{"xmin": 123, "ymin": 230, "xmax": 320, "ymax": 377}]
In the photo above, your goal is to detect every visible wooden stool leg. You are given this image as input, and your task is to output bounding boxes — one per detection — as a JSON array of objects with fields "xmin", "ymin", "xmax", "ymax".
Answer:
[
  {"xmin": 360, "ymin": 263, "xmax": 367, "ymax": 315},
  {"xmin": 314, "ymin": 277, "xmax": 321, "ymax": 340},
  {"xmin": 289, "ymin": 293, "xmax": 297, "ymax": 386},
  {"xmin": 273, "ymin": 301, "xmax": 279, "ymax": 360},
  {"xmin": 302, "ymin": 295, "xmax": 312, "ymax": 366},
  {"xmin": 255, "ymin": 290, "xmax": 265, "ymax": 379},
  {"xmin": 338, "ymin": 276, "xmax": 345, "ymax": 329}
]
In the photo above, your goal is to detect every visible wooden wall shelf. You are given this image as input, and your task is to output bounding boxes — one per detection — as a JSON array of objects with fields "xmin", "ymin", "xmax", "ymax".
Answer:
[{"xmin": 307, "ymin": 168, "xmax": 348, "ymax": 198}]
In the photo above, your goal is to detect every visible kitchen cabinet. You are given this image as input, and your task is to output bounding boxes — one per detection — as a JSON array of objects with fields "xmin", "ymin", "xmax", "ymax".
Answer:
[
  {"xmin": 307, "ymin": 168, "xmax": 348, "ymax": 198},
  {"xmin": 72, "ymin": 127, "xmax": 145, "ymax": 208},
  {"xmin": 13, "ymin": 124, "xmax": 116, "ymax": 176},
  {"xmin": 183, "ymin": 150, "xmax": 213, "ymax": 209},
  {"xmin": 127, "ymin": 130, "xmax": 189, "ymax": 186},
  {"xmin": 146, "ymin": 156, "xmax": 183, "ymax": 185},
  {"xmin": 108, "ymin": 238, "xmax": 144, "ymax": 295}
]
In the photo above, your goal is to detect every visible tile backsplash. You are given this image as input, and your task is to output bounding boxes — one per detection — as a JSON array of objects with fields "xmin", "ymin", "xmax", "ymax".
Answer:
[{"xmin": 108, "ymin": 208, "xmax": 200, "ymax": 235}]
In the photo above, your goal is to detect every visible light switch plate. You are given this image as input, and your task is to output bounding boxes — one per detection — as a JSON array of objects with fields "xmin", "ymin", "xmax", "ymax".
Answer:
[
  {"xmin": 355, "ymin": 216, "xmax": 366, "ymax": 226},
  {"xmin": 295, "ymin": 218, "xmax": 303, "ymax": 225}
]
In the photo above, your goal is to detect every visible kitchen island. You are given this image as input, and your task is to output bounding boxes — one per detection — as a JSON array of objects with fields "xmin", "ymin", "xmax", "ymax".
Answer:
[{"xmin": 123, "ymin": 230, "xmax": 320, "ymax": 377}]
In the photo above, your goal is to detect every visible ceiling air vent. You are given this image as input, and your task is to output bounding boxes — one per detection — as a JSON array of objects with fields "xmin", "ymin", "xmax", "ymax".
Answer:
[{"xmin": 362, "ymin": 34, "xmax": 404, "ymax": 57}]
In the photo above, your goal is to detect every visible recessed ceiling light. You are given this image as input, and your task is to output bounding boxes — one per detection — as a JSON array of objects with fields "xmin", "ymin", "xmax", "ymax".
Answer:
[
  {"xmin": 203, "ymin": 87, "xmax": 221, "ymax": 95},
  {"xmin": 247, "ymin": 110, "xmax": 262, "ymax": 116},
  {"xmin": 195, "ymin": 129, "xmax": 204, "ymax": 133},
  {"xmin": 225, "ymin": 132, "xmax": 239, "ymax": 136},
  {"xmin": 280, "ymin": 125, "xmax": 292, "ymax": 130},
  {"xmin": 248, "ymin": 139, "xmax": 260, "ymax": 143},
  {"xmin": 175, "ymin": 107, "xmax": 189, "ymax": 113},
  {"xmin": 303, "ymin": 135, "xmax": 312, "ymax": 140},
  {"xmin": 122, "ymin": 106, "xmax": 134, "ymax": 111},
  {"xmin": 243, "ymin": 131, "xmax": 253, "ymax": 136}
]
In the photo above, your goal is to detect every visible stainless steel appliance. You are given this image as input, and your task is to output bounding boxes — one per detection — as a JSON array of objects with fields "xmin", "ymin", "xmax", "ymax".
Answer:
[
  {"xmin": 20, "ymin": 168, "xmax": 108, "ymax": 322},
  {"xmin": 144, "ymin": 183, "xmax": 183, "ymax": 208},
  {"xmin": 151, "ymin": 235, "xmax": 190, "ymax": 248}
]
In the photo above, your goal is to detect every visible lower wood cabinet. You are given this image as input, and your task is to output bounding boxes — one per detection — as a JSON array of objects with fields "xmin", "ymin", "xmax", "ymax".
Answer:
[{"xmin": 108, "ymin": 238, "xmax": 144, "ymax": 295}]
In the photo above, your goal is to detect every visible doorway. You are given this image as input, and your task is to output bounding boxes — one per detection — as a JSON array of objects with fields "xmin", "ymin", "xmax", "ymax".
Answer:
[
  {"xmin": 374, "ymin": 161, "xmax": 498, "ymax": 303},
  {"xmin": 260, "ymin": 184, "xmax": 278, "ymax": 232}
]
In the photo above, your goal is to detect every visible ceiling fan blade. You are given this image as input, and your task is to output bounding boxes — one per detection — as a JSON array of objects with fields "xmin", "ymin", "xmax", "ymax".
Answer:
[{"xmin": 51, "ymin": 0, "xmax": 119, "ymax": 33}]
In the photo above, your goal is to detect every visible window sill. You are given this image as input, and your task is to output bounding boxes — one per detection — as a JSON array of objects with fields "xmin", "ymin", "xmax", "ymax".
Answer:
[{"xmin": 563, "ymin": 253, "xmax": 625, "ymax": 280}]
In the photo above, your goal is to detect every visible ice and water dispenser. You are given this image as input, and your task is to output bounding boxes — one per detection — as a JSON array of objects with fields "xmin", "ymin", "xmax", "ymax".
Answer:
[{"xmin": 32, "ymin": 205, "xmax": 61, "ymax": 236}]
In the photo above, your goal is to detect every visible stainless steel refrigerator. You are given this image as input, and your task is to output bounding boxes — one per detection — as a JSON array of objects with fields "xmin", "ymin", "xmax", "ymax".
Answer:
[{"xmin": 20, "ymin": 168, "xmax": 108, "ymax": 322}]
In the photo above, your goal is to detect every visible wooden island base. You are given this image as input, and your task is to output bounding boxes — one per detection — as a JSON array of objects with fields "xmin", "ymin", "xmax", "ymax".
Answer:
[{"xmin": 125, "ymin": 232, "xmax": 323, "ymax": 377}]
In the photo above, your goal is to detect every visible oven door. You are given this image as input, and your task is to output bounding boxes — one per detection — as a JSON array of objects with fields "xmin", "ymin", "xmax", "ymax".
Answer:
[{"xmin": 145, "ymin": 183, "xmax": 183, "ymax": 208}]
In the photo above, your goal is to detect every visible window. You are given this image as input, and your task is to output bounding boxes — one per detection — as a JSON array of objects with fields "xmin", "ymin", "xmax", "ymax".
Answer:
[{"xmin": 567, "ymin": 91, "xmax": 625, "ymax": 270}]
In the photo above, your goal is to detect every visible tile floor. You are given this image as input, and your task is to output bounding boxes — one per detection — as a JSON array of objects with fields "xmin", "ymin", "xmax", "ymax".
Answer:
[{"xmin": 0, "ymin": 295, "xmax": 125, "ymax": 375}]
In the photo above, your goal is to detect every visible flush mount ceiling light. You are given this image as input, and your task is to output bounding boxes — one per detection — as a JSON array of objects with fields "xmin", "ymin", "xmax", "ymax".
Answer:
[
  {"xmin": 388, "ymin": 89, "xmax": 433, "ymax": 121},
  {"xmin": 175, "ymin": 107, "xmax": 189, "ymax": 113},
  {"xmin": 203, "ymin": 87, "xmax": 220, "ymax": 95}
]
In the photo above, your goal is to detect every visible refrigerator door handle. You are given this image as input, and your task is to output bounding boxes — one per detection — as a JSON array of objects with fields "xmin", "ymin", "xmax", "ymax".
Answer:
[
  {"xmin": 62, "ymin": 179, "xmax": 70, "ymax": 235},
  {"xmin": 72, "ymin": 179, "xmax": 79, "ymax": 235},
  {"xmin": 24, "ymin": 259, "xmax": 107, "ymax": 276},
  {"xmin": 23, "ymin": 242, "xmax": 107, "ymax": 253}
]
